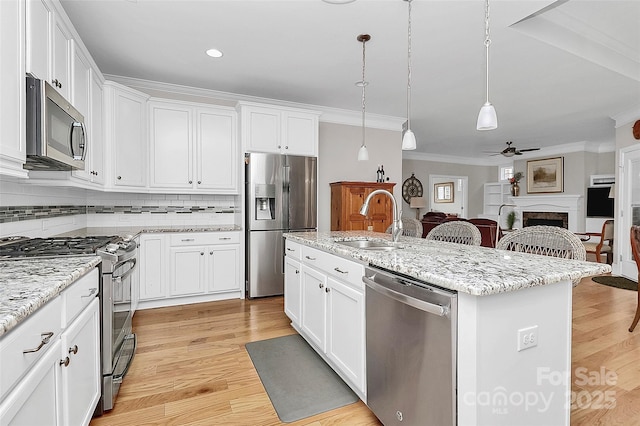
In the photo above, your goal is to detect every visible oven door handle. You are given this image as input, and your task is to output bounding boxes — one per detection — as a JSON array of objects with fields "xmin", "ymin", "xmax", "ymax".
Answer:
[{"xmin": 112, "ymin": 258, "xmax": 137, "ymax": 281}]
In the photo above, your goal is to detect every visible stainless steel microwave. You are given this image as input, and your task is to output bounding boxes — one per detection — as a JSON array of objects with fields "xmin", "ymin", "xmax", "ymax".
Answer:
[{"xmin": 25, "ymin": 76, "xmax": 86, "ymax": 170}]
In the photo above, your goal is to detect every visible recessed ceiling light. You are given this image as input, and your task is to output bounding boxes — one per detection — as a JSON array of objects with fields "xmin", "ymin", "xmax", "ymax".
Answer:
[{"xmin": 206, "ymin": 48, "xmax": 223, "ymax": 58}]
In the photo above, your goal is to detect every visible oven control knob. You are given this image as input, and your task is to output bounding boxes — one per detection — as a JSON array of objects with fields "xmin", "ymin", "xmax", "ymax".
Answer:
[
  {"xmin": 122, "ymin": 234, "xmax": 134, "ymax": 242},
  {"xmin": 106, "ymin": 243, "xmax": 119, "ymax": 253}
]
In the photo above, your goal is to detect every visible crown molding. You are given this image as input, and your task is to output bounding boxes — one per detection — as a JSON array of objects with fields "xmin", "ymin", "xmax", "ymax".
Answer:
[
  {"xmin": 104, "ymin": 74, "xmax": 404, "ymax": 131},
  {"xmin": 611, "ymin": 106, "xmax": 640, "ymax": 128}
]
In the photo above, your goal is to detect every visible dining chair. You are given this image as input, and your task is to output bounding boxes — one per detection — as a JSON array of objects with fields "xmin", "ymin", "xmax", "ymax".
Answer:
[
  {"xmin": 580, "ymin": 219, "xmax": 614, "ymax": 264},
  {"xmin": 425, "ymin": 221, "xmax": 481, "ymax": 245},
  {"xmin": 629, "ymin": 225, "xmax": 640, "ymax": 332},
  {"xmin": 386, "ymin": 218, "xmax": 423, "ymax": 238}
]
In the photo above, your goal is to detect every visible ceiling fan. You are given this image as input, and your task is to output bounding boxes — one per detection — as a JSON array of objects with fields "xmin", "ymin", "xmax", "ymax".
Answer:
[{"xmin": 486, "ymin": 141, "xmax": 540, "ymax": 157}]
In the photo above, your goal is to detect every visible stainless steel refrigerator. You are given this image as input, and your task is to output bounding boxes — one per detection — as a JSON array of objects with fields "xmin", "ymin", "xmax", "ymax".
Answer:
[{"xmin": 245, "ymin": 152, "xmax": 317, "ymax": 298}]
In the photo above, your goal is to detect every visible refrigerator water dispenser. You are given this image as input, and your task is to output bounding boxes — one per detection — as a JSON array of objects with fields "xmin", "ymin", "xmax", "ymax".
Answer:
[{"xmin": 254, "ymin": 184, "xmax": 275, "ymax": 220}]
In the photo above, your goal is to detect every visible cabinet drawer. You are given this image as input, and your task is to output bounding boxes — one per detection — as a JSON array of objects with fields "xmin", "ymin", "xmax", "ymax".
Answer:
[
  {"xmin": 301, "ymin": 245, "xmax": 364, "ymax": 290},
  {"xmin": 0, "ymin": 296, "xmax": 62, "ymax": 401},
  {"xmin": 285, "ymin": 239, "xmax": 302, "ymax": 261},
  {"xmin": 170, "ymin": 232, "xmax": 240, "ymax": 246},
  {"xmin": 61, "ymin": 268, "xmax": 99, "ymax": 328}
]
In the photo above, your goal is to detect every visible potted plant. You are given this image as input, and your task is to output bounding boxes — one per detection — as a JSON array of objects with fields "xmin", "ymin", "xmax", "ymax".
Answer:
[
  {"xmin": 509, "ymin": 172, "xmax": 523, "ymax": 196},
  {"xmin": 506, "ymin": 211, "xmax": 518, "ymax": 230}
]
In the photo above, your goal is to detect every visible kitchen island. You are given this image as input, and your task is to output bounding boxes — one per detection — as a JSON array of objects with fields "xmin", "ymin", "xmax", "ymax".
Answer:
[{"xmin": 284, "ymin": 231, "xmax": 611, "ymax": 426}]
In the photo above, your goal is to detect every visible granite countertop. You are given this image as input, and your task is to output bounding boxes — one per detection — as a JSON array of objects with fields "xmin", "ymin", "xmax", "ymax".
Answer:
[
  {"xmin": 284, "ymin": 231, "xmax": 611, "ymax": 296},
  {"xmin": 0, "ymin": 256, "xmax": 101, "ymax": 337},
  {"xmin": 55, "ymin": 224, "xmax": 241, "ymax": 239}
]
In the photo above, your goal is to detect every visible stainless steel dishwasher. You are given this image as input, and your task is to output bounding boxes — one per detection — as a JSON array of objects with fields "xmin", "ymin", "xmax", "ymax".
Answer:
[{"xmin": 363, "ymin": 266, "xmax": 457, "ymax": 426}]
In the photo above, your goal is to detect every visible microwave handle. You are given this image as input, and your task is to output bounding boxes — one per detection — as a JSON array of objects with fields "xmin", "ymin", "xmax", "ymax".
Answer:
[{"xmin": 70, "ymin": 121, "xmax": 87, "ymax": 161}]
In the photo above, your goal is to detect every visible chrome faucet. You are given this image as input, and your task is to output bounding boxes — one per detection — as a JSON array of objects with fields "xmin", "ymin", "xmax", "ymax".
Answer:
[{"xmin": 359, "ymin": 189, "xmax": 403, "ymax": 242}]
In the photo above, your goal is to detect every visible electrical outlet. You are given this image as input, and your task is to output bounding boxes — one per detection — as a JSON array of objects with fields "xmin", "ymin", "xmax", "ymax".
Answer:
[{"xmin": 517, "ymin": 326, "xmax": 538, "ymax": 351}]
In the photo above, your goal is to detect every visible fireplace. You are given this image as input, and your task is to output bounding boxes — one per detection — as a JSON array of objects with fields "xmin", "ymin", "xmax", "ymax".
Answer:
[{"xmin": 522, "ymin": 211, "xmax": 569, "ymax": 229}]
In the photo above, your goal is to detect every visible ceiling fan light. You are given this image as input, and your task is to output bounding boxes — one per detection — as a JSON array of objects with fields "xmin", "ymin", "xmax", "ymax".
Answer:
[
  {"xmin": 358, "ymin": 145, "xmax": 369, "ymax": 161},
  {"xmin": 502, "ymin": 151, "xmax": 515, "ymax": 157},
  {"xmin": 477, "ymin": 102, "xmax": 498, "ymax": 131},
  {"xmin": 402, "ymin": 128, "xmax": 416, "ymax": 150}
]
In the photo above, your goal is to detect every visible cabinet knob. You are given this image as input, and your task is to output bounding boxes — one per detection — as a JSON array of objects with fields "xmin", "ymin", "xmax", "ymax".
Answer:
[
  {"xmin": 200, "ymin": 252, "xmax": 204, "ymax": 255},
  {"xmin": 319, "ymin": 283, "xmax": 324, "ymax": 289},
  {"xmin": 52, "ymin": 79, "xmax": 62, "ymax": 88},
  {"xmin": 278, "ymin": 145, "xmax": 281, "ymax": 149},
  {"xmin": 285, "ymin": 146, "xmax": 289, "ymax": 149},
  {"xmin": 325, "ymin": 287, "xmax": 330, "ymax": 293},
  {"xmin": 69, "ymin": 345, "xmax": 78, "ymax": 355},
  {"xmin": 117, "ymin": 176, "xmax": 122, "ymax": 180},
  {"xmin": 198, "ymin": 181, "xmax": 202, "ymax": 184},
  {"xmin": 295, "ymin": 269, "xmax": 299, "ymax": 274},
  {"xmin": 210, "ymin": 251, "xmax": 213, "ymax": 255},
  {"xmin": 189, "ymin": 180, "xmax": 193, "ymax": 184},
  {"xmin": 60, "ymin": 357, "xmax": 70, "ymax": 367}
]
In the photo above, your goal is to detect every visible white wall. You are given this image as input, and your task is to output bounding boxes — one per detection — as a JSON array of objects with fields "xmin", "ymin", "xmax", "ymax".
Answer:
[{"xmin": 317, "ymin": 122, "xmax": 402, "ymax": 232}]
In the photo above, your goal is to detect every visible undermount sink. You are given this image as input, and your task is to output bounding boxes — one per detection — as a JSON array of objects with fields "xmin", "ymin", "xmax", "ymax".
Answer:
[{"xmin": 335, "ymin": 239, "xmax": 402, "ymax": 251}]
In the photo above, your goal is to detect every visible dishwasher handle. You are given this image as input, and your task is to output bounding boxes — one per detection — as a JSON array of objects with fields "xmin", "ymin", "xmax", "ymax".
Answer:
[{"xmin": 363, "ymin": 275, "xmax": 449, "ymax": 317}]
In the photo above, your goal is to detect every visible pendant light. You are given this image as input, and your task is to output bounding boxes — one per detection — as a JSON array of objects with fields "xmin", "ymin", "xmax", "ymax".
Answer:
[
  {"xmin": 357, "ymin": 34, "xmax": 370, "ymax": 161},
  {"xmin": 477, "ymin": 0, "xmax": 498, "ymax": 131},
  {"xmin": 402, "ymin": 0, "xmax": 416, "ymax": 150}
]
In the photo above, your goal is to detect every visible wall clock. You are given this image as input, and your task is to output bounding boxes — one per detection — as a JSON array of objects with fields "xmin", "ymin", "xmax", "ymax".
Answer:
[
  {"xmin": 402, "ymin": 173, "xmax": 423, "ymax": 204},
  {"xmin": 633, "ymin": 119, "xmax": 640, "ymax": 140}
]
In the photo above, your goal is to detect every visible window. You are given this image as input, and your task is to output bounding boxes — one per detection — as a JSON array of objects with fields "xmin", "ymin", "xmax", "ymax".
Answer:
[{"xmin": 500, "ymin": 166, "xmax": 513, "ymax": 182}]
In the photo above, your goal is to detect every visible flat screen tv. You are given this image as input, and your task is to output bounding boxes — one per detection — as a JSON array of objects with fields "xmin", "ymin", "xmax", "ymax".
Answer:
[{"xmin": 586, "ymin": 186, "xmax": 614, "ymax": 218}]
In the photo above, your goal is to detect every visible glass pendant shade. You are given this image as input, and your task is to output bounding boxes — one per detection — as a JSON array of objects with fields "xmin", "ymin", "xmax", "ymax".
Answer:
[
  {"xmin": 402, "ymin": 129, "xmax": 416, "ymax": 150},
  {"xmin": 477, "ymin": 102, "xmax": 497, "ymax": 130},
  {"xmin": 357, "ymin": 145, "xmax": 369, "ymax": 161}
]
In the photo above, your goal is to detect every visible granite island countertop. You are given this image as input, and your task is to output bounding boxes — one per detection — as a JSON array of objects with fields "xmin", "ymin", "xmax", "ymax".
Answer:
[
  {"xmin": 0, "ymin": 256, "xmax": 101, "ymax": 337},
  {"xmin": 284, "ymin": 231, "xmax": 611, "ymax": 296}
]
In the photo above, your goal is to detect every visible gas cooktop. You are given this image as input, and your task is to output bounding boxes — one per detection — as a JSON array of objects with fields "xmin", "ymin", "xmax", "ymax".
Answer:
[{"xmin": 0, "ymin": 236, "xmax": 119, "ymax": 259}]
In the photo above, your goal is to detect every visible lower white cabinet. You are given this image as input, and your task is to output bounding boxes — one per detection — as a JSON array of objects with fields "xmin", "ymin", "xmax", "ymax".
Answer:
[
  {"xmin": 0, "ymin": 271, "xmax": 100, "ymax": 426},
  {"xmin": 286, "ymin": 241, "xmax": 366, "ymax": 399},
  {"xmin": 139, "ymin": 232, "xmax": 241, "ymax": 309}
]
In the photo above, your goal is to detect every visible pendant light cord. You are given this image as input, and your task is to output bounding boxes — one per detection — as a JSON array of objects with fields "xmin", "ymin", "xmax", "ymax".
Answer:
[
  {"xmin": 406, "ymin": 0, "xmax": 412, "ymax": 129},
  {"xmin": 361, "ymin": 36, "xmax": 367, "ymax": 149},
  {"xmin": 484, "ymin": 0, "xmax": 491, "ymax": 103}
]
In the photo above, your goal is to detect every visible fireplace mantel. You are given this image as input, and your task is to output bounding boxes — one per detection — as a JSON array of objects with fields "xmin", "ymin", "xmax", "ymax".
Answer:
[{"xmin": 511, "ymin": 194, "xmax": 584, "ymax": 232}]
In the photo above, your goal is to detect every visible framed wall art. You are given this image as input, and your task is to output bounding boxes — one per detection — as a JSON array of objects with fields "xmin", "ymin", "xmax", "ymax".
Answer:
[
  {"xmin": 527, "ymin": 157, "xmax": 564, "ymax": 193},
  {"xmin": 434, "ymin": 182, "xmax": 454, "ymax": 203}
]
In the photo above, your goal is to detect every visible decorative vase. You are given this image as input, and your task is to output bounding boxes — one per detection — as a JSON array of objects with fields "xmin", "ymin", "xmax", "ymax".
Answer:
[{"xmin": 511, "ymin": 183, "xmax": 520, "ymax": 197}]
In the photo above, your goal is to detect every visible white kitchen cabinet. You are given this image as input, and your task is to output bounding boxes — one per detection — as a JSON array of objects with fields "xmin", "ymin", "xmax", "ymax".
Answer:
[
  {"xmin": 300, "ymin": 265, "xmax": 327, "ymax": 352},
  {"xmin": 287, "ymin": 241, "xmax": 366, "ymax": 398},
  {"xmin": 0, "ymin": 0, "xmax": 27, "ymax": 178},
  {"xmin": 209, "ymin": 245, "xmax": 240, "ymax": 293},
  {"xmin": 51, "ymin": 12, "xmax": 72, "ymax": 99},
  {"xmin": 284, "ymin": 256, "xmax": 302, "ymax": 325},
  {"xmin": 104, "ymin": 81, "xmax": 149, "ymax": 189},
  {"xmin": 138, "ymin": 233, "xmax": 167, "ymax": 301},
  {"xmin": 169, "ymin": 246, "xmax": 207, "ymax": 297},
  {"xmin": 71, "ymin": 41, "xmax": 90, "ymax": 119},
  {"xmin": 149, "ymin": 100, "xmax": 238, "ymax": 193},
  {"xmin": 239, "ymin": 102, "xmax": 319, "ymax": 157},
  {"xmin": 88, "ymin": 72, "xmax": 105, "ymax": 184},
  {"xmin": 58, "ymin": 298, "xmax": 100, "ymax": 426},
  {"xmin": 131, "ymin": 235, "xmax": 141, "ymax": 315}
]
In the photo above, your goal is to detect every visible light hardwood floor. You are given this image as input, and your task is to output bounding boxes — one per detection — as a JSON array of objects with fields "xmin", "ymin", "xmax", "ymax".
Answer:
[{"xmin": 90, "ymin": 276, "xmax": 640, "ymax": 426}]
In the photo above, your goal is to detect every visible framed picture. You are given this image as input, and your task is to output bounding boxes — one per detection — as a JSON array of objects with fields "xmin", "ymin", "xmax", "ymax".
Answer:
[
  {"xmin": 527, "ymin": 157, "xmax": 564, "ymax": 193},
  {"xmin": 434, "ymin": 182, "xmax": 454, "ymax": 203}
]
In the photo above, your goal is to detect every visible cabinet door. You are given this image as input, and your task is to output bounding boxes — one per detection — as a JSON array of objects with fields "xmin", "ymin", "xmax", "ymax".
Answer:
[
  {"xmin": 284, "ymin": 257, "xmax": 302, "ymax": 325},
  {"xmin": 110, "ymin": 85, "xmax": 147, "ymax": 187},
  {"xmin": 25, "ymin": 0, "xmax": 51, "ymax": 82},
  {"xmin": 196, "ymin": 108, "xmax": 237, "ymax": 192},
  {"xmin": 0, "ymin": 339, "xmax": 61, "ymax": 426},
  {"xmin": 326, "ymin": 276, "xmax": 365, "ymax": 394},
  {"xmin": 283, "ymin": 111, "xmax": 317, "ymax": 156},
  {"xmin": 149, "ymin": 102, "xmax": 193, "ymax": 189},
  {"xmin": 139, "ymin": 234, "xmax": 166, "ymax": 300},
  {"xmin": 59, "ymin": 299, "xmax": 100, "ymax": 426},
  {"xmin": 170, "ymin": 246, "xmax": 207, "ymax": 296},
  {"xmin": 70, "ymin": 45, "xmax": 92, "ymax": 182},
  {"xmin": 366, "ymin": 189, "xmax": 393, "ymax": 233},
  {"xmin": 131, "ymin": 237, "xmax": 140, "ymax": 315},
  {"xmin": 52, "ymin": 13, "xmax": 71, "ymax": 99},
  {"xmin": 345, "ymin": 186, "xmax": 368, "ymax": 231},
  {"xmin": 0, "ymin": 0, "xmax": 27, "ymax": 177},
  {"xmin": 243, "ymin": 106, "xmax": 280, "ymax": 153},
  {"xmin": 208, "ymin": 245, "xmax": 240, "ymax": 293},
  {"xmin": 89, "ymin": 73, "xmax": 104, "ymax": 183},
  {"xmin": 301, "ymin": 266, "xmax": 326, "ymax": 351}
]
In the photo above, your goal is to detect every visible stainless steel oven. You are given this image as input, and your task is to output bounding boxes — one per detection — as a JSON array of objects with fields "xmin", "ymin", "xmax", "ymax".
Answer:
[{"xmin": 96, "ymin": 239, "xmax": 138, "ymax": 414}]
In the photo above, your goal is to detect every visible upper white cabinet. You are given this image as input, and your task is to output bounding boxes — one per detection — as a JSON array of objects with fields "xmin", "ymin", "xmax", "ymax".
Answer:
[
  {"xmin": 149, "ymin": 99, "xmax": 238, "ymax": 193},
  {"xmin": 26, "ymin": 0, "xmax": 71, "ymax": 99},
  {"xmin": 0, "ymin": 0, "xmax": 27, "ymax": 178},
  {"xmin": 239, "ymin": 102, "xmax": 319, "ymax": 157},
  {"xmin": 104, "ymin": 81, "xmax": 149, "ymax": 189}
]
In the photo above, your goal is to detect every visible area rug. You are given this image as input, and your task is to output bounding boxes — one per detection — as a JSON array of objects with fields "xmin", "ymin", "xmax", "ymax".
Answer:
[
  {"xmin": 592, "ymin": 275, "xmax": 638, "ymax": 291},
  {"xmin": 245, "ymin": 334, "xmax": 359, "ymax": 423}
]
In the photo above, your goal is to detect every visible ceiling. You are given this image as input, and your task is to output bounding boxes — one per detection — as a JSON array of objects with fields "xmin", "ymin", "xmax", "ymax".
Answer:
[{"xmin": 59, "ymin": 0, "xmax": 640, "ymax": 161}]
